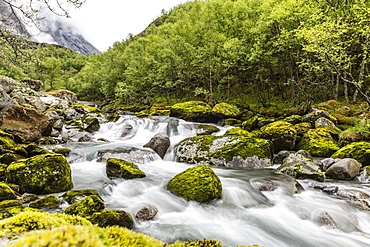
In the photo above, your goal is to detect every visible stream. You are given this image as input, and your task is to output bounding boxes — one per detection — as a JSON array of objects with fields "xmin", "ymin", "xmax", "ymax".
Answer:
[{"xmin": 58, "ymin": 115, "xmax": 370, "ymax": 247}]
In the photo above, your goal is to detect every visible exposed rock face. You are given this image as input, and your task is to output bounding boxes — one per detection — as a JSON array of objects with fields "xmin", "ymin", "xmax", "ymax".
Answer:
[
  {"xmin": 106, "ymin": 158, "xmax": 146, "ymax": 180},
  {"xmin": 276, "ymin": 153, "xmax": 325, "ymax": 182},
  {"xmin": 175, "ymin": 132, "xmax": 272, "ymax": 168},
  {"xmin": 5, "ymin": 154, "xmax": 73, "ymax": 194},
  {"xmin": 325, "ymin": 158, "xmax": 361, "ymax": 180},
  {"xmin": 0, "ymin": 105, "xmax": 49, "ymax": 141},
  {"xmin": 0, "ymin": 76, "xmax": 17, "ymax": 94},
  {"xmin": 20, "ymin": 78, "xmax": 43, "ymax": 92},
  {"xmin": 166, "ymin": 165, "xmax": 222, "ymax": 203},
  {"xmin": 143, "ymin": 133, "xmax": 170, "ymax": 159},
  {"xmin": 303, "ymin": 110, "xmax": 330, "ymax": 125}
]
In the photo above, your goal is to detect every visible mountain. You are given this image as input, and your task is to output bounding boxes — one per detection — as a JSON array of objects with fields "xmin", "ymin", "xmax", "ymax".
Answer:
[{"xmin": 0, "ymin": 1, "xmax": 100, "ymax": 55}]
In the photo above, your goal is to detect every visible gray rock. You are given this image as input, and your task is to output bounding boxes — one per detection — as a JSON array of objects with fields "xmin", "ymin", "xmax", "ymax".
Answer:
[
  {"xmin": 97, "ymin": 146, "xmax": 158, "ymax": 164},
  {"xmin": 0, "ymin": 85, "xmax": 17, "ymax": 110},
  {"xmin": 27, "ymin": 96, "xmax": 47, "ymax": 112},
  {"xmin": 303, "ymin": 110, "xmax": 330, "ymax": 125},
  {"xmin": 135, "ymin": 205, "xmax": 158, "ymax": 222},
  {"xmin": 273, "ymin": 150, "xmax": 291, "ymax": 164},
  {"xmin": 0, "ymin": 76, "xmax": 17, "ymax": 93},
  {"xmin": 315, "ymin": 117, "xmax": 337, "ymax": 129},
  {"xmin": 143, "ymin": 133, "xmax": 170, "ymax": 159},
  {"xmin": 325, "ymin": 158, "xmax": 361, "ymax": 180},
  {"xmin": 252, "ymin": 180, "xmax": 276, "ymax": 192},
  {"xmin": 315, "ymin": 211, "xmax": 339, "ymax": 230},
  {"xmin": 321, "ymin": 158, "xmax": 337, "ymax": 171}
]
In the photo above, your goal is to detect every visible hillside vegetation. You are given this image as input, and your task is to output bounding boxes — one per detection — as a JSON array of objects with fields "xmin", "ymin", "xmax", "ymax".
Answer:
[{"xmin": 1, "ymin": 0, "xmax": 370, "ymax": 109}]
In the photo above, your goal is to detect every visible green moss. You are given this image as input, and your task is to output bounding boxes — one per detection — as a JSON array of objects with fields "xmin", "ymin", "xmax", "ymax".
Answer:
[
  {"xmin": 0, "ymin": 153, "xmax": 18, "ymax": 165},
  {"xmin": 64, "ymin": 195, "xmax": 105, "ymax": 219},
  {"xmin": 52, "ymin": 148, "xmax": 71, "ymax": 157},
  {"xmin": 104, "ymin": 226, "xmax": 164, "ymax": 247},
  {"xmin": 167, "ymin": 165, "xmax": 222, "ymax": 203},
  {"xmin": 294, "ymin": 122, "xmax": 312, "ymax": 135},
  {"xmin": 106, "ymin": 158, "xmax": 146, "ymax": 179},
  {"xmin": 62, "ymin": 190, "xmax": 100, "ymax": 204},
  {"xmin": 212, "ymin": 103, "xmax": 240, "ymax": 118},
  {"xmin": 5, "ymin": 153, "xmax": 73, "ymax": 194},
  {"xmin": 224, "ymin": 128, "xmax": 254, "ymax": 137},
  {"xmin": 284, "ymin": 115, "xmax": 303, "ymax": 125},
  {"xmin": 72, "ymin": 102, "xmax": 101, "ymax": 113},
  {"xmin": 7, "ymin": 225, "xmax": 107, "ymax": 247},
  {"xmin": 224, "ymin": 118, "xmax": 243, "ymax": 127},
  {"xmin": 0, "ymin": 206, "xmax": 42, "ymax": 220},
  {"xmin": 197, "ymin": 124, "xmax": 220, "ymax": 135},
  {"xmin": 242, "ymin": 115, "xmax": 275, "ymax": 131},
  {"xmin": 170, "ymin": 101, "xmax": 214, "ymax": 122},
  {"xmin": 29, "ymin": 195, "xmax": 61, "ymax": 209},
  {"xmin": 297, "ymin": 128, "xmax": 340, "ymax": 157},
  {"xmin": 331, "ymin": 142, "xmax": 370, "ymax": 166},
  {"xmin": 24, "ymin": 143, "xmax": 50, "ymax": 157},
  {"xmin": 52, "ymin": 213, "xmax": 93, "ymax": 226},
  {"xmin": 91, "ymin": 209, "xmax": 134, "ymax": 229},
  {"xmin": 259, "ymin": 121, "xmax": 297, "ymax": 153},
  {"xmin": 66, "ymin": 116, "xmax": 100, "ymax": 133},
  {"xmin": 0, "ymin": 136, "xmax": 16, "ymax": 148},
  {"xmin": 0, "ymin": 182, "xmax": 17, "ymax": 201},
  {"xmin": 0, "ymin": 200, "xmax": 22, "ymax": 209}
]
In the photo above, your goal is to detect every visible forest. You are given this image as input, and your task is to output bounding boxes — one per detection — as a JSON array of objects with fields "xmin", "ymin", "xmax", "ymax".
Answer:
[{"xmin": 1, "ymin": 0, "xmax": 370, "ymax": 110}]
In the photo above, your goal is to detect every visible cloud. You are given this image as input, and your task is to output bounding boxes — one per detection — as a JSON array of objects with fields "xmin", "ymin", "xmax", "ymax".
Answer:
[{"xmin": 65, "ymin": 0, "xmax": 191, "ymax": 51}]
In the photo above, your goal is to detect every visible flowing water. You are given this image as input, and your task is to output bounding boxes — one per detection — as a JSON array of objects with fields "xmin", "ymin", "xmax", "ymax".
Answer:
[{"xmin": 60, "ymin": 115, "xmax": 370, "ymax": 247}]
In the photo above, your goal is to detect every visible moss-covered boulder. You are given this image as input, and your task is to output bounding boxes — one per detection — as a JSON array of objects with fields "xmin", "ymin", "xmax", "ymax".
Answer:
[
  {"xmin": 212, "ymin": 102, "xmax": 240, "ymax": 119},
  {"xmin": 0, "ymin": 200, "xmax": 22, "ymax": 209},
  {"xmin": 325, "ymin": 158, "xmax": 361, "ymax": 180},
  {"xmin": 66, "ymin": 116, "xmax": 100, "ymax": 133},
  {"xmin": 24, "ymin": 143, "xmax": 50, "ymax": 157},
  {"xmin": 166, "ymin": 165, "xmax": 222, "ymax": 203},
  {"xmin": 106, "ymin": 158, "xmax": 146, "ymax": 180},
  {"xmin": 170, "ymin": 101, "xmax": 218, "ymax": 123},
  {"xmin": 197, "ymin": 124, "xmax": 220, "ymax": 135},
  {"xmin": 64, "ymin": 195, "xmax": 105, "ymax": 219},
  {"xmin": 29, "ymin": 195, "xmax": 61, "ymax": 209},
  {"xmin": 0, "ymin": 105, "xmax": 49, "ymax": 141},
  {"xmin": 62, "ymin": 190, "xmax": 100, "ymax": 204},
  {"xmin": 297, "ymin": 128, "xmax": 340, "ymax": 157},
  {"xmin": 0, "ymin": 153, "xmax": 18, "ymax": 165},
  {"xmin": 242, "ymin": 115, "xmax": 275, "ymax": 131},
  {"xmin": 91, "ymin": 209, "xmax": 134, "ymax": 229},
  {"xmin": 52, "ymin": 148, "xmax": 71, "ymax": 157},
  {"xmin": 0, "ymin": 182, "xmax": 16, "ymax": 201},
  {"xmin": 276, "ymin": 153, "xmax": 325, "ymax": 182},
  {"xmin": 331, "ymin": 142, "xmax": 370, "ymax": 166},
  {"xmin": 175, "ymin": 132, "xmax": 272, "ymax": 168},
  {"xmin": 0, "ymin": 206, "xmax": 41, "ymax": 220},
  {"xmin": 259, "ymin": 121, "xmax": 297, "ymax": 153},
  {"xmin": 5, "ymin": 154, "xmax": 73, "ymax": 194},
  {"xmin": 303, "ymin": 110, "xmax": 331, "ymax": 125},
  {"xmin": 284, "ymin": 115, "xmax": 303, "ymax": 125}
]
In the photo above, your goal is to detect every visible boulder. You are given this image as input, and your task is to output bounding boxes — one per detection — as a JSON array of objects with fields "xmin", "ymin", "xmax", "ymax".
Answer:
[
  {"xmin": 331, "ymin": 142, "xmax": 370, "ymax": 167},
  {"xmin": 272, "ymin": 150, "xmax": 291, "ymax": 165},
  {"xmin": 297, "ymin": 128, "xmax": 340, "ymax": 157},
  {"xmin": 97, "ymin": 146, "xmax": 158, "ymax": 164},
  {"xmin": 242, "ymin": 115, "xmax": 275, "ymax": 131},
  {"xmin": 166, "ymin": 165, "xmax": 222, "ymax": 203},
  {"xmin": 259, "ymin": 121, "xmax": 297, "ymax": 153},
  {"xmin": 47, "ymin": 89, "xmax": 78, "ymax": 104},
  {"xmin": 0, "ymin": 105, "xmax": 49, "ymax": 141},
  {"xmin": 276, "ymin": 153, "xmax": 325, "ymax": 182},
  {"xmin": 197, "ymin": 124, "xmax": 220, "ymax": 135},
  {"xmin": 303, "ymin": 110, "xmax": 330, "ymax": 125},
  {"xmin": 20, "ymin": 78, "xmax": 43, "ymax": 92},
  {"xmin": 106, "ymin": 158, "xmax": 146, "ymax": 180},
  {"xmin": 170, "ymin": 101, "xmax": 218, "ymax": 123},
  {"xmin": 64, "ymin": 195, "xmax": 105, "ymax": 219},
  {"xmin": 135, "ymin": 205, "xmax": 158, "ymax": 222},
  {"xmin": 29, "ymin": 195, "xmax": 61, "ymax": 209},
  {"xmin": 315, "ymin": 211, "xmax": 339, "ymax": 229},
  {"xmin": 0, "ymin": 76, "xmax": 17, "ymax": 94},
  {"xmin": 0, "ymin": 182, "xmax": 17, "ymax": 201},
  {"xmin": 325, "ymin": 158, "xmax": 361, "ymax": 180},
  {"xmin": 65, "ymin": 117, "xmax": 100, "ymax": 133},
  {"xmin": 251, "ymin": 180, "xmax": 276, "ymax": 192},
  {"xmin": 284, "ymin": 115, "xmax": 302, "ymax": 125},
  {"xmin": 315, "ymin": 117, "xmax": 337, "ymax": 129},
  {"xmin": 62, "ymin": 190, "xmax": 100, "ymax": 204},
  {"xmin": 5, "ymin": 154, "xmax": 73, "ymax": 194},
  {"xmin": 0, "ymin": 86, "xmax": 17, "ymax": 110},
  {"xmin": 143, "ymin": 133, "xmax": 170, "ymax": 159},
  {"xmin": 212, "ymin": 102, "xmax": 240, "ymax": 119},
  {"xmin": 91, "ymin": 209, "xmax": 133, "ymax": 229},
  {"xmin": 26, "ymin": 96, "xmax": 47, "ymax": 112},
  {"xmin": 175, "ymin": 132, "xmax": 272, "ymax": 169}
]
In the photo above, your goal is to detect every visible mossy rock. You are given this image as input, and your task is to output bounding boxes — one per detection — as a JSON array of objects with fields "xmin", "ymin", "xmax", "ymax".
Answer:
[
  {"xmin": 64, "ymin": 195, "xmax": 105, "ymax": 219},
  {"xmin": 24, "ymin": 143, "xmax": 50, "ymax": 157},
  {"xmin": 170, "ymin": 101, "xmax": 217, "ymax": 123},
  {"xmin": 5, "ymin": 154, "xmax": 73, "ymax": 194},
  {"xmin": 167, "ymin": 165, "xmax": 222, "ymax": 203},
  {"xmin": 91, "ymin": 209, "xmax": 134, "ymax": 229},
  {"xmin": 331, "ymin": 142, "xmax": 370, "ymax": 166},
  {"xmin": 224, "ymin": 118, "xmax": 243, "ymax": 127},
  {"xmin": 175, "ymin": 133, "xmax": 272, "ymax": 168},
  {"xmin": 29, "ymin": 195, "xmax": 61, "ymax": 209},
  {"xmin": 72, "ymin": 102, "xmax": 101, "ymax": 113},
  {"xmin": 62, "ymin": 189, "xmax": 100, "ymax": 204},
  {"xmin": 0, "ymin": 206, "xmax": 42, "ymax": 221},
  {"xmin": 242, "ymin": 115, "xmax": 275, "ymax": 131},
  {"xmin": 0, "ymin": 136, "xmax": 16, "ymax": 148},
  {"xmin": 66, "ymin": 116, "xmax": 100, "ymax": 133},
  {"xmin": 197, "ymin": 124, "xmax": 220, "ymax": 135},
  {"xmin": 259, "ymin": 121, "xmax": 297, "ymax": 153},
  {"xmin": 224, "ymin": 127, "xmax": 254, "ymax": 137},
  {"xmin": 0, "ymin": 182, "xmax": 17, "ymax": 201},
  {"xmin": 52, "ymin": 148, "xmax": 71, "ymax": 157},
  {"xmin": 297, "ymin": 128, "xmax": 340, "ymax": 157},
  {"xmin": 212, "ymin": 102, "xmax": 241, "ymax": 118},
  {"xmin": 19, "ymin": 193, "xmax": 38, "ymax": 204},
  {"xmin": 106, "ymin": 158, "xmax": 146, "ymax": 180},
  {"xmin": 276, "ymin": 153, "xmax": 325, "ymax": 182},
  {"xmin": 284, "ymin": 115, "xmax": 303, "ymax": 125},
  {"xmin": 0, "ymin": 153, "xmax": 18, "ymax": 165},
  {"xmin": 0, "ymin": 200, "xmax": 22, "ymax": 209},
  {"xmin": 104, "ymin": 226, "xmax": 164, "ymax": 247},
  {"xmin": 47, "ymin": 89, "xmax": 77, "ymax": 103}
]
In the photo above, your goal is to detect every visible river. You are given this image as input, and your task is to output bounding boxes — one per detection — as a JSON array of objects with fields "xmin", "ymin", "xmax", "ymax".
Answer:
[{"xmin": 60, "ymin": 115, "xmax": 370, "ymax": 247}]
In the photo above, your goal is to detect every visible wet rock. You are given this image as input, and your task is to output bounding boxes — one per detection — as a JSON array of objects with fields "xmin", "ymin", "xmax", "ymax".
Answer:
[
  {"xmin": 252, "ymin": 180, "xmax": 276, "ymax": 192},
  {"xmin": 321, "ymin": 158, "xmax": 337, "ymax": 171},
  {"xmin": 0, "ymin": 105, "xmax": 49, "ymax": 141},
  {"xmin": 91, "ymin": 209, "xmax": 134, "ymax": 228},
  {"xmin": 97, "ymin": 146, "xmax": 158, "ymax": 164},
  {"xmin": 19, "ymin": 193, "xmax": 39, "ymax": 204},
  {"xmin": 167, "ymin": 165, "xmax": 222, "ymax": 203},
  {"xmin": 66, "ymin": 117, "xmax": 100, "ymax": 133},
  {"xmin": 27, "ymin": 96, "xmax": 46, "ymax": 112},
  {"xmin": 135, "ymin": 205, "xmax": 158, "ymax": 222},
  {"xmin": 197, "ymin": 124, "xmax": 220, "ymax": 136},
  {"xmin": 52, "ymin": 148, "xmax": 71, "ymax": 157},
  {"xmin": 331, "ymin": 142, "xmax": 370, "ymax": 167},
  {"xmin": 315, "ymin": 211, "xmax": 339, "ymax": 230},
  {"xmin": 78, "ymin": 134, "xmax": 93, "ymax": 142},
  {"xmin": 120, "ymin": 123, "xmax": 135, "ymax": 139},
  {"xmin": 62, "ymin": 190, "xmax": 100, "ymax": 204},
  {"xmin": 336, "ymin": 189, "xmax": 370, "ymax": 200},
  {"xmin": 259, "ymin": 121, "xmax": 297, "ymax": 153},
  {"xmin": 325, "ymin": 158, "xmax": 361, "ymax": 180},
  {"xmin": 29, "ymin": 195, "xmax": 61, "ymax": 209},
  {"xmin": 5, "ymin": 154, "xmax": 73, "ymax": 194},
  {"xmin": 143, "ymin": 133, "xmax": 170, "ymax": 159},
  {"xmin": 273, "ymin": 150, "xmax": 291, "ymax": 165},
  {"xmin": 106, "ymin": 158, "xmax": 146, "ymax": 180},
  {"xmin": 276, "ymin": 153, "xmax": 325, "ymax": 182},
  {"xmin": 322, "ymin": 186, "xmax": 339, "ymax": 194}
]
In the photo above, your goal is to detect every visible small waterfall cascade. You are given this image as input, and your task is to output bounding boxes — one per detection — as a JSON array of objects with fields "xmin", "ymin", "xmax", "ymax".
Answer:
[{"xmin": 61, "ymin": 115, "xmax": 370, "ymax": 247}]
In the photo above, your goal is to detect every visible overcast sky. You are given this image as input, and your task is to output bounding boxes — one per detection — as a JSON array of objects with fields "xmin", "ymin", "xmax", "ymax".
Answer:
[{"xmin": 65, "ymin": 0, "xmax": 191, "ymax": 51}]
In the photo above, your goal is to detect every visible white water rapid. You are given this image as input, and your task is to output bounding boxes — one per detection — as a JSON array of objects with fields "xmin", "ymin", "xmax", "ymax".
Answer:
[{"xmin": 60, "ymin": 115, "xmax": 370, "ymax": 247}]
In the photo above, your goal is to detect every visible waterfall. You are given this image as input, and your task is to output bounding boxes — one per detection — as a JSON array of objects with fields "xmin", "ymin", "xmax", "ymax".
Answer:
[{"xmin": 64, "ymin": 115, "xmax": 370, "ymax": 247}]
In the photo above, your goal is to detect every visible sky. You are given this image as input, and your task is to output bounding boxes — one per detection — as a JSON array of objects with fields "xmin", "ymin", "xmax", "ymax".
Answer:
[{"xmin": 64, "ymin": 0, "xmax": 191, "ymax": 52}]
